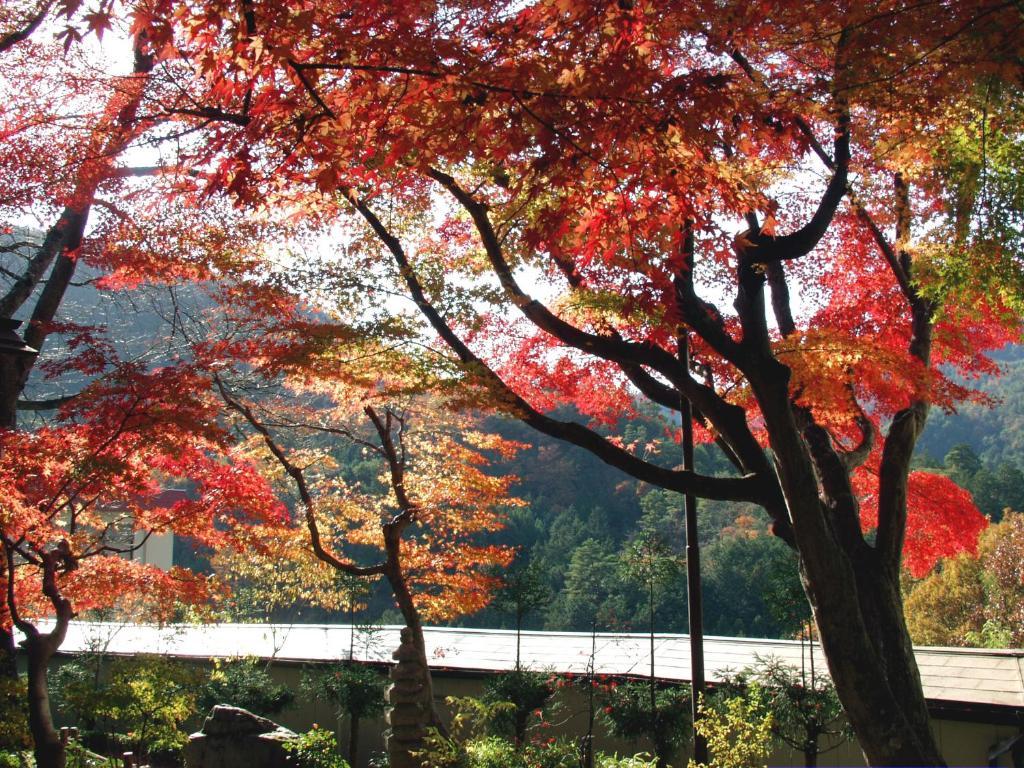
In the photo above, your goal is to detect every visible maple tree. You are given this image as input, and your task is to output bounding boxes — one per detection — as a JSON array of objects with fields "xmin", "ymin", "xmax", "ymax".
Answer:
[
  {"xmin": 0, "ymin": 361, "xmax": 286, "ymax": 768},
  {"xmin": 211, "ymin": 357, "xmax": 519, "ymax": 748},
  {"xmin": 0, "ymin": 15, "xmax": 294, "ymax": 768},
  {"xmin": 1, "ymin": 1, "xmax": 1019, "ymax": 765},
  {"xmin": 114, "ymin": 2, "xmax": 1024, "ymax": 765},
  {"xmin": 0, "ymin": 8, "xmax": 158, "ymax": 684}
]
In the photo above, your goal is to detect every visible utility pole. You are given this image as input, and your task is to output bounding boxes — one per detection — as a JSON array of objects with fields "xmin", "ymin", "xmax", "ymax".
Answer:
[
  {"xmin": 679, "ymin": 327, "xmax": 707, "ymax": 764},
  {"xmin": 675, "ymin": 221, "xmax": 707, "ymax": 763}
]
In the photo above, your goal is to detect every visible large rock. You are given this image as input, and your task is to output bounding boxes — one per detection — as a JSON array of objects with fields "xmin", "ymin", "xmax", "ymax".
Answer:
[{"xmin": 184, "ymin": 706, "xmax": 298, "ymax": 768}]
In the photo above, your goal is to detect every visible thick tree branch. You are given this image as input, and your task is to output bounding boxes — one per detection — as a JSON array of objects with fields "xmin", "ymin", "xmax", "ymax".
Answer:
[
  {"xmin": 427, "ymin": 167, "xmax": 772, "ymax": 479},
  {"xmin": 0, "ymin": 210, "xmax": 85, "ymax": 320},
  {"xmin": 364, "ymin": 406, "xmax": 416, "ymax": 527},
  {"xmin": 730, "ymin": 38, "xmax": 851, "ymax": 264},
  {"xmin": 766, "ymin": 261, "xmax": 797, "ymax": 338},
  {"xmin": 875, "ymin": 175, "xmax": 933, "ymax": 571},
  {"xmin": 428, "ymin": 167, "xmax": 692, "ymax": 385},
  {"xmin": 17, "ymin": 394, "xmax": 79, "ymax": 412},
  {"xmin": 747, "ymin": 118, "xmax": 850, "ymax": 263},
  {"xmin": 796, "ymin": 410, "xmax": 868, "ymax": 554},
  {"xmin": 839, "ymin": 410, "xmax": 875, "ymax": 471},
  {"xmin": 4, "ymin": 542, "xmax": 36, "ymax": 638},
  {"xmin": 215, "ymin": 378, "xmax": 387, "ymax": 578},
  {"xmin": 0, "ymin": 0, "xmax": 52, "ymax": 54},
  {"xmin": 351, "ymin": 195, "xmax": 769, "ymax": 505}
]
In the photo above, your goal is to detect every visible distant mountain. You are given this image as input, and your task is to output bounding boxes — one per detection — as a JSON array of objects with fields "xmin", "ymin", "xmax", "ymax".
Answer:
[{"xmin": 918, "ymin": 345, "xmax": 1024, "ymax": 468}]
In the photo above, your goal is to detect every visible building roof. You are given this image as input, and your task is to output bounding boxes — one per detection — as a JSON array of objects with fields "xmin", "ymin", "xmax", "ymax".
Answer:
[{"xmin": 42, "ymin": 621, "xmax": 1024, "ymax": 711}]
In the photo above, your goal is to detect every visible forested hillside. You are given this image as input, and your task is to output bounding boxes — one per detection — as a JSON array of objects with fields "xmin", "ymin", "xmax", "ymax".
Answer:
[
  {"xmin": 918, "ymin": 346, "xmax": 1024, "ymax": 468},
  {"xmin": 459, "ymin": 347, "xmax": 1024, "ymax": 639},
  {"xmin": 914, "ymin": 346, "xmax": 1024, "ymax": 519}
]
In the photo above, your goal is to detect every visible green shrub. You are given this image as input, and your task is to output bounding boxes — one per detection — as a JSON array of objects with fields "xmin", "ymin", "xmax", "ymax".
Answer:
[
  {"xmin": 0, "ymin": 752, "xmax": 28, "ymax": 768},
  {"xmin": 418, "ymin": 697, "xmax": 516, "ymax": 768},
  {"xmin": 283, "ymin": 727, "xmax": 349, "ymax": 768},
  {"xmin": 53, "ymin": 655, "xmax": 202, "ymax": 761},
  {"xmin": 690, "ymin": 687, "xmax": 773, "ymax": 768},
  {"xmin": 98, "ymin": 656, "xmax": 203, "ymax": 760},
  {"xmin": 596, "ymin": 756, "xmax": 658, "ymax": 768},
  {"xmin": 301, "ymin": 664, "xmax": 386, "ymax": 723},
  {"xmin": 0, "ymin": 676, "xmax": 30, "ymax": 751},
  {"xmin": 601, "ymin": 681, "xmax": 690, "ymax": 766},
  {"xmin": 66, "ymin": 741, "xmax": 115, "ymax": 768},
  {"xmin": 481, "ymin": 669, "xmax": 554, "ymax": 744},
  {"xmin": 419, "ymin": 695, "xmax": 650, "ymax": 768},
  {"xmin": 464, "ymin": 736, "xmax": 518, "ymax": 768},
  {"xmin": 52, "ymin": 655, "xmax": 113, "ymax": 738},
  {"xmin": 526, "ymin": 739, "xmax": 585, "ymax": 768},
  {"xmin": 426, "ymin": 733, "xmax": 584, "ymax": 768},
  {"xmin": 199, "ymin": 658, "xmax": 294, "ymax": 717}
]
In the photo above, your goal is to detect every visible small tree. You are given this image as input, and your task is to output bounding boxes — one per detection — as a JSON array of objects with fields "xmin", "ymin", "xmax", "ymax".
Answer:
[
  {"xmin": 55, "ymin": 655, "xmax": 203, "ymax": 764},
  {"xmin": 481, "ymin": 669, "xmax": 554, "ymax": 748},
  {"xmin": 618, "ymin": 518, "xmax": 683, "ymax": 746},
  {"xmin": 601, "ymin": 682, "xmax": 691, "ymax": 768},
  {"xmin": 738, "ymin": 658, "xmax": 852, "ymax": 768},
  {"xmin": 301, "ymin": 663, "xmax": 386, "ymax": 768},
  {"xmin": 491, "ymin": 557, "xmax": 550, "ymax": 670},
  {"xmin": 692, "ymin": 687, "xmax": 774, "ymax": 768},
  {"xmin": 198, "ymin": 658, "xmax": 294, "ymax": 718},
  {"xmin": 216, "ymin": 376, "xmax": 519, "ymax": 759}
]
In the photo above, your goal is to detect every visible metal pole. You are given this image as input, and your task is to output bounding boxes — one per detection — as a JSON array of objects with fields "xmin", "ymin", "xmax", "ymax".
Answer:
[{"xmin": 679, "ymin": 329, "xmax": 707, "ymax": 764}]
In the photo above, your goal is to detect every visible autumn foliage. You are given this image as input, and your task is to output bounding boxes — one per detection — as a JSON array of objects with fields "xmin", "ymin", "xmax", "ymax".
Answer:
[
  {"xmin": 0, "ymin": 361, "xmax": 285, "ymax": 621},
  {"xmin": 2, "ymin": 1, "xmax": 1024, "ymax": 765}
]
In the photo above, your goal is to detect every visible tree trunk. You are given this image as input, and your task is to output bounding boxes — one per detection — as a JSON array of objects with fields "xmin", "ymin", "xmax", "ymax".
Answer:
[
  {"xmin": 583, "ymin": 623, "xmax": 596, "ymax": 768},
  {"xmin": 745, "ymin": 346, "xmax": 944, "ymax": 767},
  {"xmin": 0, "ymin": 625, "xmax": 15, "ymax": 679},
  {"xmin": 514, "ymin": 709, "xmax": 528, "ymax": 748},
  {"xmin": 24, "ymin": 636, "xmax": 64, "ymax": 768},
  {"xmin": 0, "ymin": 354, "xmax": 27, "ymax": 682},
  {"xmin": 800, "ymin": 547, "xmax": 943, "ymax": 766},
  {"xmin": 804, "ymin": 743, "xmax": 818, "ymax": 768},
  {"xmin": 0, "ymin": 545, "xmax": 16, "ymax": 680},
  {"xmin": 348, "ymin": 714, "xmax": 359, "ymax": 768},
  {"xmin": 654, "ymin": 737, "xmax": 672, "ymax": 768},
  {"xmin": 515, "ymin": 612, "xmax": 522, "ymax": 670}
]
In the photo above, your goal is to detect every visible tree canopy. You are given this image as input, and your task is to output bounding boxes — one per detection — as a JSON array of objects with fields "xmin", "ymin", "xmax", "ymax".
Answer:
[{"xmin": 2, "ymin": 2, "xmax": 1024, "ymax": 765}]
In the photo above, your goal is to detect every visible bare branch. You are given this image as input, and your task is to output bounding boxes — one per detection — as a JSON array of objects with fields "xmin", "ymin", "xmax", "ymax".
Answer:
[
  {"xmin": 215, "ymin": 377, "xmax": 387, "ymax": 577},
  {"xmin": 17, "ymin": 393, "xmax": 78, "ymax": 411}
]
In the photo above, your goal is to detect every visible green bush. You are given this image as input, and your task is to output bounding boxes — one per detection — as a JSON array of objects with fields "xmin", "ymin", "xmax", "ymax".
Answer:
[
  {"xmin": 283, "ymin": 727, "xmax": 349, "ymax": 768},
  {"xmin": 52, "ymin": 655, "xmax": 108, "ymax": 734},
  {"xmin": 0, "ymin": 676, "xmax": 30, "ymax": 751},
  {"xmin": 481, "ymin": 669, "xmax": 554, "ymax": 744},
  {"xmin": 300, "ymin": 664, "xmax": 386, "ymax": 723},
  {"xmin": 464, "ymin": 736, "xmax": 518, "ymax": 768},
  {"xmin": 596, "ymin": 756, "xmax": 658, "ymax": 768},
  {"xmin": 99, "ymin": 656, "xmax": 204, "ymax": 760},
  {"xmin": 301, "ymin": 663, "xmax": 386, "ymax": 767},
  {"xmin": 419, "ymin": 695, "xmax": 655, "ymax": 768},
  {"xmin": 601, "ymin": 681, "xmax": 690, "ymax": 766},
  {"xmin": 54, "ymin": 655, "xmax": 203, "ymax": 762},
  {"xmin": 690, "ymin": 687, "xmax": 773, "ymax": 768},
  {"xmin": 199, "ymin": 658, "xmax": 294, "ymax": 717}
]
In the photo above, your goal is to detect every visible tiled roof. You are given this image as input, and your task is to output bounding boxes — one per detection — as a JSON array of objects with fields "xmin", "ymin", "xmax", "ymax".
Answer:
[{"xmin": 41, "ymin": 622, "xmax": 1024, "ymax": 710}]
